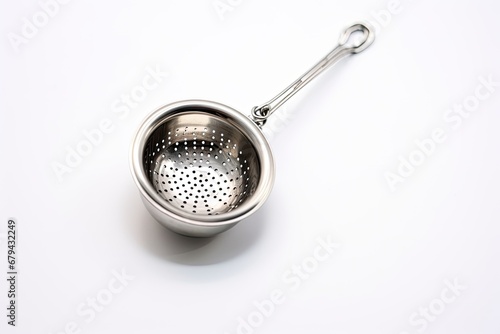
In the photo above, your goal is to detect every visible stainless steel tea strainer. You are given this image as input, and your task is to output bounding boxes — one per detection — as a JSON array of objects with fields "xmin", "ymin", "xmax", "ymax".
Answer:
[{"xmin": 131, "ymin": 23, "xmax": 375, "ymax": 237}]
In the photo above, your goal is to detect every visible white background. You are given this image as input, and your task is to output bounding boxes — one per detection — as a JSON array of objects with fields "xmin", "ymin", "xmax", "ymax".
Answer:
[{"xmin": 1, "ymin": 0, "xmax": 499, "ymax": 333}]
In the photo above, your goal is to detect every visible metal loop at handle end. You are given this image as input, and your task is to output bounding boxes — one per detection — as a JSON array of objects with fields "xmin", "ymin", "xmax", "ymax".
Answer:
[{"xmin": 338, "ymin": 22, "xmax": 375, "ymax": 54}]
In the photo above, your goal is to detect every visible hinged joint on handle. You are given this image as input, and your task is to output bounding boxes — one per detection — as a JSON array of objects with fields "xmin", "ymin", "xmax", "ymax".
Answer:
[{"xmin": 251, "ymin": 22, "xmax": 375, "ymax": 127}]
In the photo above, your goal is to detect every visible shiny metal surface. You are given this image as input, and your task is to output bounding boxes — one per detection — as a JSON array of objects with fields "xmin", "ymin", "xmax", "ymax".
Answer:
[
  {"xmin": 131, "ymin": 100, "xmax": 274, "ymax": 237},
  {"xmin": 130, "ymin": 23, "xmax": 374, "ymax": 237}
]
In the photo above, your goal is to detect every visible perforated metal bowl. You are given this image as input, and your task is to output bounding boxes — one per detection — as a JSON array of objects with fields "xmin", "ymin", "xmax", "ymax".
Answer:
[{"xmin": 130, "ymin": 100, "xmax": 275, "ymax": 237}]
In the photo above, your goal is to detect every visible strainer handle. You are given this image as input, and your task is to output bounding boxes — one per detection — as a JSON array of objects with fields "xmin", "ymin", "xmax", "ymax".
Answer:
[{"xmin": 251, "ymin": 22, "xmax": 375, "ymax": 127}]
